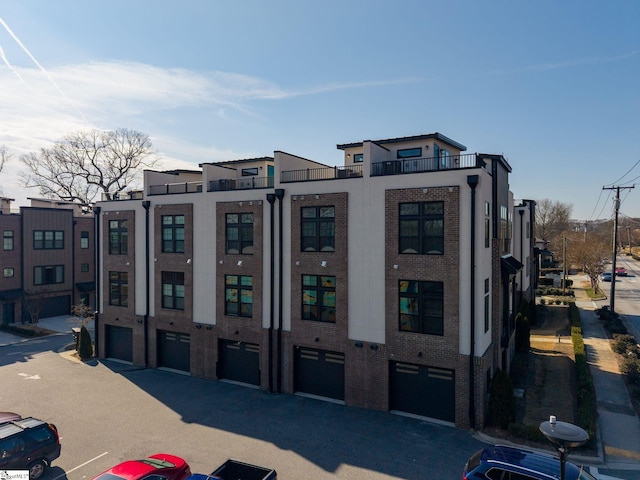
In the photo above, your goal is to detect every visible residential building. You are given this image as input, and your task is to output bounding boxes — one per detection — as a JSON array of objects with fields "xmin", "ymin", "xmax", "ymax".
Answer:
[
  {"xmin": 0, "ymin": 198, "xmax": 95, "ymax": 325},
  {"xmin": 95, "ymin": 133, "xmax": 534, "ymax": 429}
]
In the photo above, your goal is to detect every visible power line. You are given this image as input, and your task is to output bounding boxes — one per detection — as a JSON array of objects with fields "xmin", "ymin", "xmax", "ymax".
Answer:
[
  {"xmin": 588, "ymin": 189, "xmax": 605, "ymax": 221},
  {"xmin": 609, "ymin": 158, "xmax": 640, "ymax": 185}
]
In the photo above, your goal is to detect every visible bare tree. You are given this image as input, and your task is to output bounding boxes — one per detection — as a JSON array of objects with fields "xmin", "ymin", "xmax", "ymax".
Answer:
[
  {"xmin": 566, "ymin": 232, "xmax": 610, "ymax": 292},
  {"xmin": 535, "ymin": 199, "xmax": 573, "ymax": 248},
  {"xmin": 0, "ymin": 145, "xmax": 9, "ymax": 174},
  {"xmin": 22, "ymin": 290, "xmax": 51, "ymax": 324},
  {"xmin": 19, "ymin": 128, "xmax": 156, "ymax": 209}
]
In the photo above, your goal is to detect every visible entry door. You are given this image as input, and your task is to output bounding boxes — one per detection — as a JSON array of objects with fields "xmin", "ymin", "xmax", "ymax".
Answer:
[
  {"xmin": 218, "ymin": 339, "xmax": 260, "ymax": 386},
  {"xmin": 158, "ymin": 331, "xmax": 190, "ymax": 372},
  {"xmin": 294, "ymin": 347, "xmax": 345, "ymax": 401},
  {"xmin": 2, "ymin": 303, "xmax": 15, "ymax": 325}
]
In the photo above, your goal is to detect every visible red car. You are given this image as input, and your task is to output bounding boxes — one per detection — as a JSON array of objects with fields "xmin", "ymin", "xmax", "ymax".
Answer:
[
  {"xmin": 615, "ymin": 267, "xmax": 627, "ymax": 276},
  {"xmin": 92, "ymin": 453, "xmax": 191, "ymax": 480}
]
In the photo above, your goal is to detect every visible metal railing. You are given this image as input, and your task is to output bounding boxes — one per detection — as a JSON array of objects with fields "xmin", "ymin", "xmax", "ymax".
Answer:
[
  {"xmin": 148, "ymin": 182, "xmax": 203, "ymax": 196},
  {"xmin": 208, "ymin": 176, "xmax": 274, "ymax": 192},
  {"xmin": 280, "ymin": 164, "xmax": 364, "ymax": 183},
  {"xmin": 371, "ymin": 153, "xmax": 481, "ymax": 176},
  {"xmin": 100, "ymin": 191, "xmax": 144, "ymax": 201}
]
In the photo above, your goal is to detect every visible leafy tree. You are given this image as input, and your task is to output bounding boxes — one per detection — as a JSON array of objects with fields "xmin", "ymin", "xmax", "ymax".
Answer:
[
  {"xmin": 489, "ymin": 369, "xmax": 516, "ymax": 429},
  {"xmin": 19, "ymin": 128, "xmax": 156, "ymax": 209},
  {"xmin": 535, "ymin": 199, "xmax": 573, "ymax": 248},
  {"xmin": 77, "ymin": 325, "xmax": 93, "ymax": 360}
]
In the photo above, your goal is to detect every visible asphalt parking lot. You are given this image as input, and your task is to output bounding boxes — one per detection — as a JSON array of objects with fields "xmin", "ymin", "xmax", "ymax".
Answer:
[{"xmin": 0, "ymin": 333, "xmax": 486, "ymax": 479}]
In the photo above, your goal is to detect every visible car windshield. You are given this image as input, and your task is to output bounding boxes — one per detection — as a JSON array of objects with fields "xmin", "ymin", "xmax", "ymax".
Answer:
[
  {"xmin": 94, "ymin": 475, "xmax": 127, "ymax": 480},
  {"xmin": 141, "ymin": 457, "xmax": 176, "ymax": 469}
]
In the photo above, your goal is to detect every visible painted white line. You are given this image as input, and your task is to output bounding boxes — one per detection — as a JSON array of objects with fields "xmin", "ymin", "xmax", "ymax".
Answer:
[{"xmin": 50, "ymin": 451, "xmax": 109, "ymax": 480}]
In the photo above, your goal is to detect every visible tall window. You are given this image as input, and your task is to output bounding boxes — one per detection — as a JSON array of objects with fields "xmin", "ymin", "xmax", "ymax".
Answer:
[
  {"xmin": 109, "ymin": 220, "xmax": 128, "ymax": 255},
  {"xmin": 109, "ymin": 271, "xmax": 128, "ymax": 307},
  {"xmin": 484, "ymin": 278, "xmax": 490, "ymax": 332},
  {"xmin": 224, "ymin": 275, "xmax": 253, "ymax": 317},
  {"xmin": 34, "ymin": 265, "xmax": 64, "ymax": 285},
  {"xmin": 162, "ymin": 271, "xmax": 184, "ymax": 310},
  {"xmin": 34, "ymin": 230, "xmax": 64, "ymax": 250},
  {"xmin": 3, "ymin": 231, "xmax": 13, "ymax": 250},
  {"xmin": 162, "ymin": 215, "xmax": 185, "ymax": 253},
  {"xmin": 399, "ymin": 201, "xmax": 444, "ymax": 254},
  {"xmin": 399, "ymin": 280, "xmax": 444, "ymax": 335},
  {"xmin": 226, "ymin": 213, "xmax": 253, "ymax": 254},
  {"xmin": 484, "ymin": 202, "xmax": 491, "ymax": 248},
  {"xmin": 81, "ymin": 231, "xmax": 89, "ymax": 249},
  {"xmin": 302, "ymin": 275, "xmax": 336, "ymax": 323},
  {"xmin": 301, "ymin": 206, "xmax": 335, "ymax": 252}
]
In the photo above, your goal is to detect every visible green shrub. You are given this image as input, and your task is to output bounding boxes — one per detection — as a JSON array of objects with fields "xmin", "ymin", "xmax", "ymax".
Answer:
[
  {"xmin": 612, "ymin": 334, "xmax": 638, "ymax": 355},
  {"xmin": 77, "ymin": 325, "xmax": 93, "ymax": 360},
  {"xmin": 621, "ymin": 357, "xmax": 640, "ymax": 385},
  {"xmin": 489, "ymin": 369, "xmax": 516, "ymax": 429}
]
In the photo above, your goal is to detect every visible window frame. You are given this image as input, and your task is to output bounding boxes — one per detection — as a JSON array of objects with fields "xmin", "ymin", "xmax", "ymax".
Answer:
[
  {"xmin": 34, "ymin": 265, "xmax": 64, "ymax": 286},
  {"xmin": 301, "ymin": 206, "xmax": 335, "ymax": 253},
  {"xmin": 3, "ymin": 230, "xmax": 14, "ymax": 250},
  {"xmin": 225, "ymin": 213, "xmax": 254, "ymax": 255},
  {"xmin": 399, "ymin": 201, "xmax": 445, "ymax": 255},
  {"xmin": 108, "ymin": 271, "xmax": 129, "ymax": 307},
  {"xmin": 353, "ymin": 153, "xmax": 363, "ymax": 163},
  {"xmin": 81, "ymin": 263, "xmax": 90, "ymax": 273},
  {"xmin": 80, "ymin": 231, "xmax": 89, "ymax": 249},
  {"xmin": 33, "ymin": 230, "xmax": 64, "ymax": 250},
  {"xmin": 224, "ymin": 275, "xmax": 253, "ymax": 317},
  {"xmin": 161, "ymin": 271, "xmax": 185, "ymax": 310},
  {"xmin": 301, "ymin": 274, "xmax": 336, "ymax": 323},
  {"xmin": 161, "ymin": 215, "xmax": 185, "ymax": 253},
  {"xmin": 108, "ymin": 220, "xmax": 128, "ymax": 255},
  {"xmin": 3, "ymin": 267, "xmax": 14, "ymax": 278},
  {"xmin": 398, "ymin": 280, "xmax": 444, "ymax": 335},
  {"xmin": 397, "ymin": 147, "xmax": 422, "ymax": 159}
]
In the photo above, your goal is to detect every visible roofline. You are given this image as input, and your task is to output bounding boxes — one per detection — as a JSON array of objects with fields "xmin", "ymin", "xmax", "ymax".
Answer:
[
  {"xmin": 200, "ymin": 156, "xmax": 274, "ymax": 167},
  {"xmin": 337, "ymin": 132, "xmax": 467, "ymax": 152},
  {"xmin": 476, "ymin": 153, "xmax": 513, "ymax": 173}
]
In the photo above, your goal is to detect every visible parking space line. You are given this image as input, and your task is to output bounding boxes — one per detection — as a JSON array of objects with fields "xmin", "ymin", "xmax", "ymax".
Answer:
[{"xmin": 50, "ymin": 451, "xmax": 109, "ymax": 480}]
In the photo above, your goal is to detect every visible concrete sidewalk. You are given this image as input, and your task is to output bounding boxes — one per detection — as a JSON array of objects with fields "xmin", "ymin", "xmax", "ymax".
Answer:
[
  {"xmin": 573, "ymin": 277, "xmax": 640, "ymax": 469},
  {"xmin": 0, "ymin": 314, "xmax": 94, "ymax": 346}
]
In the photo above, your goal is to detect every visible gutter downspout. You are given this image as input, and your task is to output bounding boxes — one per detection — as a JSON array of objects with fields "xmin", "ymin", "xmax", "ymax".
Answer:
[
  {"xmin": 143, "ymin": 201, "xmax": 151, "ymax": 368},
  {"xmin": 467, "ymin": 175, "xmax": 479, "ymax": 430},
  {"xmin": 93, "ymin": 206, "xmax": 101, "ymax": 357},
  {"xmin": 72, "ymin": 219, "xmax": 77, "ymax": 307},
  {"xmin": 266, "ymin": 193, "xmax": 276, "ymax": 393},
  {"xmin": 519, "ymin": 209, "xmax": 524, "ymax": 305},
  {"xmin": 275, "ymin": 188, "xmax": 285, "ymax": 394}
]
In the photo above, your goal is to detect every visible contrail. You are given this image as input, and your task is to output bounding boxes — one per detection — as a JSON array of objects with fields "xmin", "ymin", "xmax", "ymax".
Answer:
[
  {"xmin": 0, "ymin": 43, "xmax": 25, "ymax": 83},
  {"xmin": 0, "ymin": 16, "xmax": 89, "ymax": 124}
]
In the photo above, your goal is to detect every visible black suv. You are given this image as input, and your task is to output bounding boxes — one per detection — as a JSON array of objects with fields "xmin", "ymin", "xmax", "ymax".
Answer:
[
  {"xmin": 0, "ymin": 417, "xmax": 61, "ymax": 479},
  {"xmin": 463, "ymin": 445, "xmax": 596, "ymax": 480}
]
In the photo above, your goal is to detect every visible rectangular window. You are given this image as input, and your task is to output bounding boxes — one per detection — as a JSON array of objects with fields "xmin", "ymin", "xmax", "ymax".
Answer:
[
  {"xmin": 224, "ymin": 275, "xmax": 253, "ymax": 317},
  {"xmin": 484, "ymin": 201, "xmax": 490, "ymax": 248},
  {"xmin": 399, "ymin": 280, "xmax": 444, "ymax": 335},
  {"xmin": 301, "ymin": 206, "xmax": 335, "ymax": 252},
  {"xmin": 34, "ymin": 265, "xmax": 64, "ymax": 285},
  {"xmin": 241, "ymin": 167, "xmax": 259, "ymax": 176},
  {"xmin": 302, "ymin": 275, "xmax": 336, "ymax": 323},
  {"xmin": 3, "ymin": 230, "xmax": 13, "ymax": 250},
  {"xmin": 162, "ymin": 271, "xmax": 184, "ymax": 310},
  {"xmin": 3, "ymin": 267, "xmax": 14, "ymax": 278},
  {"xmin": 109, "ymin": 220, "xmax": 128, "ymax": 255},
  {"xmin": 109, "ymin": 271, "xmax": 128, "ymax": 307},
  {"xmin": 162, "ymin": 215, "xmax": 185, "ymax": 253},
  {"xmin": 484, "ymin": 278, "xmax": 490, "ymax": 333},
  {"xmin": 399, "ymin": 201, "xmax": 444, "ymax": 255},
  {"xmin": 226, "ymin": 213, "xmax": 254, "ymax": 254},
  {"xmin": 397, "ymin": 147, "xmax": 422, "ymax": 159},
  {"xmin": 81, "ymin": 263, "xmax": 90, "ymax": 272},
  {"xmin": 33, "ymin": 230, "xmax": 64, "ymax": 250},
  {"xmin": 353, "ymin": 153, "xmax": 363, "ymax": 163},
  {"xmin": 81, "ymin": 231, "xmax": 89, "ymax": 249}
]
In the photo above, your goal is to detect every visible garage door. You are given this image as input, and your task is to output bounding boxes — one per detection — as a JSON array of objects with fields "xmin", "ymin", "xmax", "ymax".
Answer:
[
  {"xmin": 294, "ymin": 347, "xmax": 344, "ymax": 401},
  {"xmin": 218, "ymin": 339, "xmax": 260, "ymax": 386},
  {"xmin": 105, "ymin": 325, "xmax": 133, "ymax": 363},
  {"xmin": 23, "ymin": 295, "xmax": 71, "ymax": 322},
  {"xmin": 390, "ymin": 362, "xmax": 455, "ymax": 423},
  {"xmin": 157, "ymin": 330, "xmax": 190, "ymax": 372}
]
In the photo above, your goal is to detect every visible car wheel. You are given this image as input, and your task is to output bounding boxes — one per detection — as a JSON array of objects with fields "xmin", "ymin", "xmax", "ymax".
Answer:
[{"xmin": 28, "ymin": 459, "xmax": 47, "ymax": 479}]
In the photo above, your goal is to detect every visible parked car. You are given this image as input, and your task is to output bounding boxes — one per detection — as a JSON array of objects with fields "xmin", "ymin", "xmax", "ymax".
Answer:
[
  {"xmin": 615, "ymin": 266, "xmax": 627, "ymax": 276},
  {"xmin": 187, "ymin": 459, "xmax": 277, "ymax": 480},
  {"xmin": 92, "ymin": 453, "xmax": 191, "ymax": 480},
  {"xmin": 0, "ymin": 417, "xmax": 61, "ymax": 479},
  {"xmin": 601, "ymin": 272, "xmax": 612, "ymax": 282},
  {"xmin": 0, "ymin": 412, "xmax": 22, "ymax": 424},
  {"xmin": 463, "ymin": 445, "xmax": 596, "ymax": 480}
]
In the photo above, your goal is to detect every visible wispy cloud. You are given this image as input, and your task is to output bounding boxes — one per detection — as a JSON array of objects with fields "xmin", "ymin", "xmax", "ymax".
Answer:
[{"xmin": 487, "ymin": 51, "xmax": 637, "ymax": 76}]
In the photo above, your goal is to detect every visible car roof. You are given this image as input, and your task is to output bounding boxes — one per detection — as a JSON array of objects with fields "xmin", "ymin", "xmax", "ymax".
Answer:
[
  {"xmin": 0, "ymin": 412, "xmax": 21, "ymax": 424},
  {"xmin": 0, "ymin": 417, "xmax": 47, "ymax": 439},
  {"xmin": 98, "ymin": 454, "xmax": 185, "ymax": 479},
  {"xmin": 482, "ymin": 445, "xmax": 582, "ymax": 479}
]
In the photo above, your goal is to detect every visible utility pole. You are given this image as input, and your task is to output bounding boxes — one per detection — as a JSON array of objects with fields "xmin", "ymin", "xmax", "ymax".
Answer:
[
  {"xmin": 627, "ymin": 226, "xmax": 632, "ymax": 254},
  {"xmin": 603, "ymin": 185, "xmax": 635, "ymax": 313}
]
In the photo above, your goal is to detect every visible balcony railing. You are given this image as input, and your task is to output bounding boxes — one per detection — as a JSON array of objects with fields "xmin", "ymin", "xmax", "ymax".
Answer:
[
  {"xmin": 100, "ymin": 191, "xmax": 144, "ymax": 201},
  {"xmin": 148, "ymin": 181, "xmax": 203, "ymax": 196},
  {"xmin": 280, "ymin": 164, "xmax": 363, "ymax": 183},
  {"xmin": 371, "ymin": 153, "xmax": 482, "ymax": 176},
  {"xmin": 208, "ymin": 176, "xmax": 274, "ymax": 192}
]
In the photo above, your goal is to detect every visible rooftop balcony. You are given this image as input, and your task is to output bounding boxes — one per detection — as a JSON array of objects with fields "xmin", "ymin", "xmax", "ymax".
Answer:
[
  {"xmin": 280, "ymin": 153, "xmax": 482, "ymax": 183},
  {"xmin": 100, "ymin": 190, "xmax": 144, "ymax": 201},
  {"xmin": 148, "ymin": 181, "xmax": 203, "ymax": 195},
  {"xmin": 208, "ymin": 176, "xmax": 274, "ymax": 192}
]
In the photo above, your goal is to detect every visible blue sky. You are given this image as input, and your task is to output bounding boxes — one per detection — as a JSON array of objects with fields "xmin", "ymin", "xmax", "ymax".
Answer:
[{"xmin": 0, "ymin": 0, "xmax": 638, "ymax": 221}]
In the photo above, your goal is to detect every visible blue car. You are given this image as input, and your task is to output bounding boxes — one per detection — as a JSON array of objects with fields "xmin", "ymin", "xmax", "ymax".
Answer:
[
  {"xmin": 601, "ymin": 272, "xmax": 612, "ymax": 282},
  {"xmin": 463, "ymin": 445, "xmax": 596, "ymax": 480}
]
